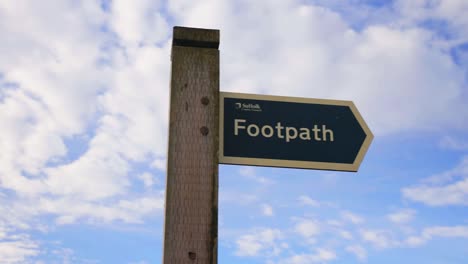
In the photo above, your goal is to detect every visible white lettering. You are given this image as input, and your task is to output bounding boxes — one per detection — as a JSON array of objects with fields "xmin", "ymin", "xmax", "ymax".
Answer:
[
  {"xmin": 234, "ymin": 119, "xmax": 246, "ymax": 135},
  {"xmin": 285, "ymin": 127, "xmax": 298, "ymax": 142},
  {"xmin": 247, "ymin": 124, "xmax": 260, "ymax": 136},
  {"xmin": 312, "ymin": 125, "xmax": 321, "ymax": 141},
  {"xmin": 322, "ymin": 125, "xmax": 334, "ymax": 141},
  {"xmin": 233, "ymin": 119, "xmax": 334, "ymax": 142},
  {"xmin": 275, "ymin": 122, "xmax": 284, "ymax": 138},
  {"xmin": 299, "ymin": 128, "xmax": 311, "ymax": 140},
  {"xmin": 261, "ymin": 125, "xmax": 274, "ymax": 138}
]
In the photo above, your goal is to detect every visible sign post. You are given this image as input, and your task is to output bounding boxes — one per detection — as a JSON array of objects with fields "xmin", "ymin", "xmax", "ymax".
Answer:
[
  {"xmin": 163, "ymin": 26, "xmax": 220, "ymax": 264},
  {"xmin": 219, "ymin": 92, "xmax": 373, "ymax": 171}
]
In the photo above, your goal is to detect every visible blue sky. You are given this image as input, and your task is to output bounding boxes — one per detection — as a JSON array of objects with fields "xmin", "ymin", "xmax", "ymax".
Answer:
[{"xmin": 0, "ymin": 0, "xmax": 468, "ymax": 263}]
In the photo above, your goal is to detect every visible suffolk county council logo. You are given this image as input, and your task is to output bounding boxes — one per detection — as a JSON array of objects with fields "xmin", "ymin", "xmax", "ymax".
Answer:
[{"xmin": 235, "ymin": 102, "xmax": 262, "ymax": 112}]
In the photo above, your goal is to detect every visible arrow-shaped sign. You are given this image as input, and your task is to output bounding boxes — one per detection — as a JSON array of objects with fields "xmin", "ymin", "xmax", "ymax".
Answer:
[{"xmin": 219, "ymin": 92, "xmax": 373, "ymax": 172}]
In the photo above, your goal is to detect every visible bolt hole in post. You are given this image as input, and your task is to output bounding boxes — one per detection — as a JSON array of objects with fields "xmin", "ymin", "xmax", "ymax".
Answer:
[
  {"xmin": 200, "ymin": 126, "xmax": 209, "ymax": 136},
  {"xmin": 201, "ymin": 96, "xmax": 210, "ymax": 105},
  {"xmin": 188, "ymin": 251, "xmax": 197, "ymax": 260}
]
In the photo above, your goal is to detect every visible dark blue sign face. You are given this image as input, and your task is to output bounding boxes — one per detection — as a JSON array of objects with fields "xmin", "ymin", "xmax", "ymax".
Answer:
[{"xmin": 219, "ymin": 93, "xmax": 373, "ymax": 171}]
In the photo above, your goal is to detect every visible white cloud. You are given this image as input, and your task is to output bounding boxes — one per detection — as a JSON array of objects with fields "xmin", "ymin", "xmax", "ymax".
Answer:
[
  {"xmin": 294, "ymin": 219, "xmax": 321, "ymax": 239},
  {"xmin": 341, "ymin": 211, "xmax": 365, "ymax": 224},
  {"xmin": 235, "ymin": 228, "xmax": 284, "ymax": 257},
  {"xmin": 387, "ymin": 209, "xmax": 416, "ymax": 224},
  {"xmin": 220, "ymin": 191, "xmax": 258, "ymax": 205},
  {"xmin": 0, "ymin": 190, "xmax": 164, "ymax": 230},
  {"xmin": 97, "ymin": 43, "xmax": 170, "ymax": 161},
  {"xmin": 280, "ymin": 248, "xmax": 337, "ymax": 264},
  {"xmin": 0, "ymin": 0, "xmax": 171, "ymax": 230},
  {"xmin": 0, "ymin": 0, "xmax": 108, "ymax": 197},
  {"xmin": 0, "ymin": 231, "xmax": 39, "ymax": 264},
  {"xmin": 129, "ymin": 261, "xmax": 149, "ymax": 264},
  {"xmin": 0, "ymin": 0, "xmax": 106, "ymax": 137},
  {"xmin": 44, "ymin": 147, "xmax": 131, "ymax": 201},
  {"xmin": 151, "ymin": 158, "xmax": 166, "ymax": 171},
  {"xmin": 298, "ymin": 195, "xmax": 320, "ymax": 207},
  {"xmin": 49, "ymin": 248, "xmax": 76, "ymax": 264},
  {"xmin": 138, "ymin": 172, "xmax": 157, "ymax": 188},
  {"xmin": 339, "ymin": 230, "xmax": 353, "ymax": 240},
  {"xmin": 360, "ymin": 229, "xmax": 397, "ymax": 249},
  {"xmin": 395, "ymin": 0, "xmax": 468, "ymax": 42},
  {"xmin": 261, "ymin": 204, "xmax": 274, "ymax": 217},
  {"xmin": 0, "ymin": 198, "xmax": 38, "ymax": 231},
  {"xmin": 346, "ymin": 244, "xmax": 368, "ymax": 262},
  {"xmin": 327, "ymin": 220, "xmax": 344, "ymax": 227},
  {"xmin": 239, "ymin": 167, "xmax": 274, "ymax": 184},
  {"xmin": 402, "ymin": 156, "xmax": 468, "ymax": 206},
  {"xmin": 38, "ymin": 194, "xmax": 165, "ymax": 225},
  {"xmin": 439, "ymin": 136, "xmax": 468, "ymax": 151},
  {"xmin": 404, "ymin": 225, "xmax": 468, "ymax": 247},
  {"xmin": 236, "ymin": 235, "xmax": 263, "ymax": 257},
  {"xmin": 110, "ymin": 0, "xmax": 169, "ymax": 46},
  {"xmin": 167, "ymin": 0, "xmax": 225, "ymax": 30},
  {"xmin": 404, "ymin": 235, "xmax": 427, "ymax": 247}
]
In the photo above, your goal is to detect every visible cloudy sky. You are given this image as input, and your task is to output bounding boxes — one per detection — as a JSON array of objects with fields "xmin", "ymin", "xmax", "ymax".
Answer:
[{"xmin": 1, "ymin": 0, "xmax": 468, "ymax": 263}]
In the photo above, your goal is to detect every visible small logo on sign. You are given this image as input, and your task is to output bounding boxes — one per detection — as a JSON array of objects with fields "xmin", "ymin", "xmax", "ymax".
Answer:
[{"xmin": 235, "ymin": 102, "xmax": 262, "ymax": 112}]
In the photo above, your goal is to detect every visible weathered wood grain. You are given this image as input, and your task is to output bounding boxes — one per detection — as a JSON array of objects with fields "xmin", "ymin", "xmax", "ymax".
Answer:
[{"xmin": 163, "ymin": 27, "xmax": 220, "ymax": 264}]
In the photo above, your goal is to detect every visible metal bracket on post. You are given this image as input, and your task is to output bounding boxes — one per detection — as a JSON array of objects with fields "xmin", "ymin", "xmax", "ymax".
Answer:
[{"xmin": 163, "ymin": 26, "xmax": 220, "ymax": 264}]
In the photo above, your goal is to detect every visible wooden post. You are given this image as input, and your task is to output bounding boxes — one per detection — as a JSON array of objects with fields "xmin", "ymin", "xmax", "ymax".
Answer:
[{"xmin": 163, "ymin": 26, "xmax": 220, "ymax": 264}]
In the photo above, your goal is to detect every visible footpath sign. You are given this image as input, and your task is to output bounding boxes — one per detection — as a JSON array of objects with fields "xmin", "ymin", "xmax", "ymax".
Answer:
[
  {"xmin": 219, "ymin": 92, "xmax": 373, "ymax": 172},
  {"xmin": 164, "ymin": 26, "xmax": 375, "ymax": 264}
]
